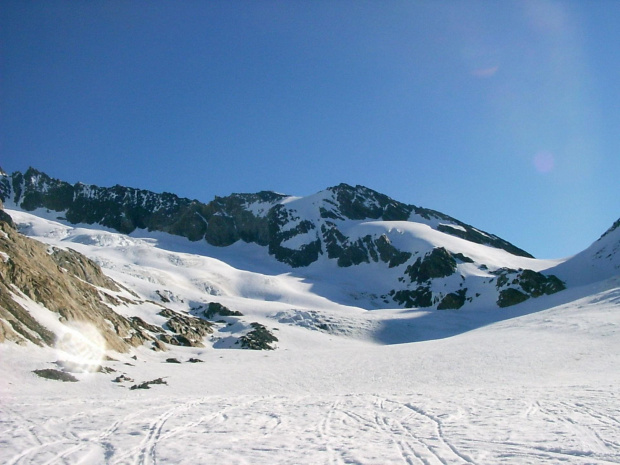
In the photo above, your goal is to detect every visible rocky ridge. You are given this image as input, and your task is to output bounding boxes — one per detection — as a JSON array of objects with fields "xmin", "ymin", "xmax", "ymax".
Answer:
[{"xmin": 0, "ymin": 168, "xmax": 531, "ymax": 263}]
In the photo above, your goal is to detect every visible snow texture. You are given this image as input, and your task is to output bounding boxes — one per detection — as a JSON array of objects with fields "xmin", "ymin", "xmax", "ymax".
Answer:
[{"xmin": 1, "ymin": 209, "xmax": 620, "ymax": 464}]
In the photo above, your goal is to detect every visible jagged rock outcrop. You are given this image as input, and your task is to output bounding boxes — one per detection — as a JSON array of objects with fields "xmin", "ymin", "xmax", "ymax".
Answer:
[
  {"xmin": 204, "ymin": 302, "xmax": 243, "ymax": 319},
  {"xmin": 405, "ymin": 247, "xmax": 457, "ymax": 284},
  {"xmin": 493, "ymin": 268, "xmax": 566, "ymax": 308}
]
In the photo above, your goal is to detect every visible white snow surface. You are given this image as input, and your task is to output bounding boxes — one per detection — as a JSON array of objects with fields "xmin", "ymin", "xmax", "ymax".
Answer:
[
  {"xmin": 1, "ymin": 209, "xmax": 620, "ymax": 464},
  {"xmin": 550, "ymin": 223, "xmax": 620, "ymax": 286}
]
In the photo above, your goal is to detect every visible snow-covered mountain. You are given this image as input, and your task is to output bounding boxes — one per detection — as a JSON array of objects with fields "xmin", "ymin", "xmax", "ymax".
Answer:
[
  {"xmin": 549, "ymin": 218, "xmax": 620, "ymax": 286},
  {"xmin": 2, "ymin": 168, "xmax": 620, "ymax": 464},
  {"xmin": 2, "ymin": 167, "xmax": 619, "ymax": 352},
  {"xmin": 0, "ymin": 168, "xmax": 532, "ymax": 257},
  {"xmin": 0, "ymin": 168, "xmax": 567, "ymax": 311}
]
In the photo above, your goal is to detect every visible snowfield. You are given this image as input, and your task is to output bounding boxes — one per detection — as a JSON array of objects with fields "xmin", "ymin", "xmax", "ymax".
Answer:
[{"xmin": 1, "ymin": 209, "xmax": 620, "ymax": 464}]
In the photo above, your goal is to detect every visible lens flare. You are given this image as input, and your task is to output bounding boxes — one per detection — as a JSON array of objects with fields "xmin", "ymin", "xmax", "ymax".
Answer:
[
  {"xmin": 55, "ymin": 323, "xmax": 106, "ymax": 373},
  {"xmin": 471, "ymin": 66, "xmax": 499, "ymax": 78},
  {"xmin": 533, "ymin": 151, "xmax": 555, "ymax": 173}
]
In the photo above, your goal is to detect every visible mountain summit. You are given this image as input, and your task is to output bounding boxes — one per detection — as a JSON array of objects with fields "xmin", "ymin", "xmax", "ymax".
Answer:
[{"xmin": 0, "ymin": 167, "xmax": 531, "ymax": 257}]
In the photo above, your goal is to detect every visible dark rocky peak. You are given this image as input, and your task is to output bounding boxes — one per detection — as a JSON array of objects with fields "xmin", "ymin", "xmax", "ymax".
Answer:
[
  {"xmin": 322, "ymin": 183, "xmax": 532, "ymax": 258},
  {"xmin": 211, "ymin": 191, "xmax": 287, "ymax": 217},
  {"xmin": 600, "ymin": 218, "xmax": 620, "ymax": 240},
  {"xmin": 326, "ymin": 183, "xmax": 412, "ymax": 221},
  {"xmin": 2, "ymin": 167, "xmax": 73, "ymax": 210}
]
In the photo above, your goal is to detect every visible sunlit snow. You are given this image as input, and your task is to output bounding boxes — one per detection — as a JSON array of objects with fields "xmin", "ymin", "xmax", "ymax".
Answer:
[{"xmin": 1, "ymin": 209, "xmax": 619, "ymax": 464}]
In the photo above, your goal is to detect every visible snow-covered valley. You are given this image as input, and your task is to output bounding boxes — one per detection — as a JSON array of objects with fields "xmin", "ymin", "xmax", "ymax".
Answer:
[{"xmin": 1, "ymin": 208, "xmax": 620, "ymax": 464}]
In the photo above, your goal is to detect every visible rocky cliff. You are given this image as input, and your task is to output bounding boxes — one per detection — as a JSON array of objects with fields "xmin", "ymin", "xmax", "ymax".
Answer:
[{"xmin": 0, "ymin": 199, "xmax": 148, "ymax": 351}]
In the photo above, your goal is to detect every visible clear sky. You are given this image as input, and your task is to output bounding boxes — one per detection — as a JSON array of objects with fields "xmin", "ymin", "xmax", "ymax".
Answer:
[{"xmin": 1, "ymin": 1, "xmax": 619, "ymax": 259}]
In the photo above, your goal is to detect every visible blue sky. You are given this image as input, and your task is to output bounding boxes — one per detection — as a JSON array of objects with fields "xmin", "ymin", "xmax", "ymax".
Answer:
[{"xmin": 1, "ymin": 1, "xmax": 619, "ymax": 259}]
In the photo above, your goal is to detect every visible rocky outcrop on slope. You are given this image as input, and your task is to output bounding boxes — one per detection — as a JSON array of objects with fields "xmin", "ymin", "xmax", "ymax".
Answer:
[
  {"xmin": 0, "ymin": 201, "xmax": 151, "ymax": 351},
  {"xmin": 388, "ymin": 245, "xmax": 565, "ymax": 309},
  {"xmin": 237, "ymin": 322, "xmax": 279, "ymax": 350},
  {"xmin": 493, "ymin": 268, "xmax": 566, "ymax": 307},
  {"xmin": 158, "ymin": 308, "xmax": 214, "ymax": 347}
]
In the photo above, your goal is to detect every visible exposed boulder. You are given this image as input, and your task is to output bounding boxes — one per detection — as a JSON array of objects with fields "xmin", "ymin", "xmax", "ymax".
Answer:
[
  {"xmin": 130, "ymin": 377, "xmax": 167, "ymax": 390},
  {"xmin": 497, "ymin": 288, "xmax": 530, "ymax": 308},
  {"xmin": 204, "ymin": 302, "xmax": 243, "ymax": 319},
  {"xmin": 33, "ymin": 368, "xmax": 78, "ymax": 382}
]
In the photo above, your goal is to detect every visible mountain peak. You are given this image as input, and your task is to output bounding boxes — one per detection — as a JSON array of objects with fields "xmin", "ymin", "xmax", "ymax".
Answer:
[
  {"xmin": 0, "ymin": 168, "xmax": 582, "ymax": 312},
  {"xmin": 600, "ymin": 218, "xmax": 620, "ymax": 239},
  {"xmin": 0, "ymin": 167, "xmax": 535, "ymax": 262}
]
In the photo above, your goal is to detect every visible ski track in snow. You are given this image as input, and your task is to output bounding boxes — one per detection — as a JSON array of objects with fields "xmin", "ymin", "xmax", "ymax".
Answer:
[{"xmin": 3, "ymin": 389, "xmax": 620, "ymax": 465}]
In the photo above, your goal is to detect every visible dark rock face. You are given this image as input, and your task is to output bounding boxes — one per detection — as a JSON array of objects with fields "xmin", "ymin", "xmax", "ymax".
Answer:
[
  {"xmin": 322, "ymin": 227, "xmax": 412, "ymax": 268},
  {"xmin": 329, "ymin": 183, "xmax": 412, "ymax": 221},
  {"xmin": 436, "ymin": 224, "xmax": 532, "ymax": 258},
  {"xmin": 406, "ymin": 248, "xmax": 457, "ymax": 284},
  {"xmin": 267, "ymin": 204, "xmax": 322, "ymax": 267},
  {"xmin": 391, "ymin": 287, "xmax": 433, "ymax": 308},
  {"xmin": 494, "ymin": 268, "xmax": 566, "ymax": 308},
  {"xmin": 437, "ymin": 289, "xmax": 468, "ymax": 310},
  {"xmin": 2, "ymin": 168, "xmax": 283, "ymax": 244}
]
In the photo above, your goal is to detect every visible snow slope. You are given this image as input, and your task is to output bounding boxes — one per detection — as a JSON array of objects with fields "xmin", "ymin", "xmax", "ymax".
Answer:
[
  {"xmin": 1, "ymin": 209, "xmax": 620, "ymax": 464},
  {"xmin": 551, "ymin": 219, "xmax": 620, "ymax": 286}
]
